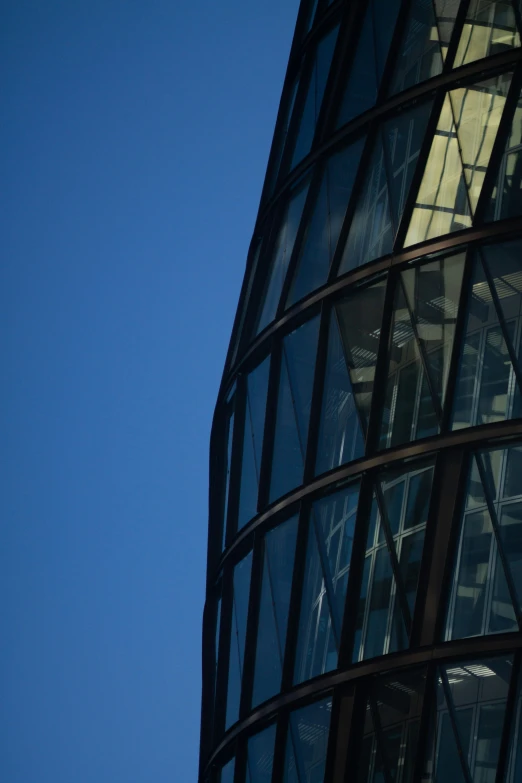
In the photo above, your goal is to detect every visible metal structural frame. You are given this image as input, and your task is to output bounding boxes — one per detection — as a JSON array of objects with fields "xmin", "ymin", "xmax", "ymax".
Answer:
[{"xmin": 200, "ymin": 0, "xmax": 522, "ymax": 781}]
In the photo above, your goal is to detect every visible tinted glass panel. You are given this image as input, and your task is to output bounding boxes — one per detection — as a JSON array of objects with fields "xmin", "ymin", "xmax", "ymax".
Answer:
[
  {"xmin": 294, "ymin": 483, "xmax": 360, "ymax": 684},
  {"xmin": 454, "ymin": 0, "xmax": 520, "ymax": 67},
  {"xmin": 283, "ymin": 697, "xmax": 332, "ymax": 783},
  {"xmin": 220, "ymin": 758, "xmax": 235, "ymax": 783},
  {"xmin": 488, "ymin": 85, "xmax": 522, "ymax": 221},
  {"xmin": 238, "ymin": 357, "xmax": 271, "ymax": 531},
  {"xmin": 252, "ymin": 515, "xmax": 298, "ymax": 707},
  {"xmin": 246, "ymin": 723, "xmax": 277, "ymax": 783},
  {"xmin": 225, "ymin": 552, "xmax": 253, "ymax": 729},
  {"xmin": 288, "ymin": 137, "xmax": 365, "ymax": 305},
  {"xmin": 270, "ymin": 317, "xmax": 320, "ymax": 502},
  {"xmin": 223, "ymin": 405, "xmax": 235, "ymax": 551},
  {"xmin": 353, "ymin": 462, "xmax": 434, "ymax": 662},
  {"xmin": 315, "ymin": 308, "xmax": 365, "ymax": 476},
  {"xmin": 389, "ymin": 0, "xmax": 443, "ymax": 95}
]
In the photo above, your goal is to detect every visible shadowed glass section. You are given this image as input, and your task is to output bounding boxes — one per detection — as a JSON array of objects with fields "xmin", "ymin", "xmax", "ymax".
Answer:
[
  {"xmin": 238, "ymin": 357, "xmax": 271, "ymax": 531},
  {"xmin": 225, "ymin": 552, "xmax": 253, "ymax": 729},
  {"xmin": 283, "ymin": 696, "xmax": 332, "ymax": 783},
  {"xmin": 380, "ymin": 252, "xmax": 465, "ymax": 448},
  {"xmin": 257, "ymin": 179, "xmax": 310, "ymax": 335},
  {"xmin": 445, "ymin": 445, "xmax": 522, "ymax": 640},
  {"xmin": 335, "ymin": 280, "xmax": 387, "ymax": 431},
  {"xmin": 288, "ymin": 137, "xmax": 365, "ymax": 306},
  {"xmin": 315, "ymin": 308, "xmax": 365, "ymax": 477},
  {"xmin": 357, "ymin": 667, "xmax": 426, "ymax": 783},
  {"xmin": 452, "ymin": 241, "xmax": 522, "ymax": 430},
  {"xmin": 454, "ymin": 0, "xmax": 520, "ymax": 67},
  {"xmin": 488, "ymin": 84, "xmax": 522, "ymax": 220},
  {"xmin": 405, "ymin": 74, "xmax": 511, "ymax": 246},
  {"xmin": 337, "ymin": 0, "xmax": 402, "ymax": 127},
  {"xmin": 389, "ymin": 0, "xmax": 443, "ymax": 95},
  {"xmin": 424, "ymin": 655, "xmax": 513, "ymax": 782},
  {"xmin": 294, "ymin": 482, "xmax": 360, "ymax": 684},
  {"xmin": 339, "ymin": 102, "xmax": 432, "ymax": 273},
  {"xmin": 220, "ymin": 758, "xmax": 235, "ymax": 783},
  {"xmin": 252, "ymin": 515, "xmax": 298, "ymax": 707},
  {"xmin": 270, "ymin": 316, "xmax": 320, "ymax": 502},
  {"xmin": 291, "ymin": 25, "xmax": 339, "ymax": 170},
  {"xmin": 353, "ymin": 461, "xmax": 434, "ymax": 662},
  {"xmin": 246, "ymin": 723, "xmax": 277, "ymax": 783}
]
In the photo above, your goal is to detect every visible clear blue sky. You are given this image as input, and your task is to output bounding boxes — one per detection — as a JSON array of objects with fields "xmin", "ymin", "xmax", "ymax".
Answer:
[{"xmin": 1, "ymin": 2, "xmax": 299, "ymax": 780}]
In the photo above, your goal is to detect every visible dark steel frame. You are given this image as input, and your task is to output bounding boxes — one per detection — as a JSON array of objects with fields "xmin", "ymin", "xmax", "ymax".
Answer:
[{"xmin": 201, "ymin": 0, "xmax": 522, "ymax": 780}]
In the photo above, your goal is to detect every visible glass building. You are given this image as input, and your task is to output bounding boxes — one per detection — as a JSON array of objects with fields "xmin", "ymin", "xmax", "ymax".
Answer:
[{"xmin": 200, "ymin": 1, "xmax": 522, "ymax": 781}]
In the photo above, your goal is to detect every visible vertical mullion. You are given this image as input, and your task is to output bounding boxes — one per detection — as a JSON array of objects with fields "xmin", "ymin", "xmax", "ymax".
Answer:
[
  {"xmin": 440, "ymin": 669, "xmax": 474, "ymax": 783},
  {"xmin": 270, "ymin": 713, "xmax": 288, "ymax": 783},
  {"xmin": 338, "ymin": 472, "xmax": 374, "ymax": 668},
  {"xmin": 258, "ymin": 338, "xmax": 282, "ymax": 511},
  {"xmin": 364, "ymin": 268, "xmax": 396, "ymax": 455},
  {"xmin": 226, "ymin": 376, "xmax": 248, "ymax": 546},
  {"xmin": 281, "ymin": 503, "xmax": 309, "ymax": 690},
  {"xmin": 419, "ymin": 448, "xmax": 467, "ymax": 647},
  {"xmin": 375, "ymin": 0, "xmax": 413, "ymax": 101},
  {"xmin": 304, "ymin": 301, "xmax": 331, "ymax": 482},
  {"xmin": 440, "ymin": 246, "xmax": 474, "ymax": 433},
  {"xmin": 411, "ymin": 664, "xmax": 436, "ymax": 783},
  {"xmin": 214, "ymin": 569, "xmax": 234, "ymax": 744},
  {"xmin": 495, "ymin": 649, "xmax": 522, "ymax": 783},
  {"xmin": 474, "ymin": 62, "xmax": 522, "ymax": 223}
]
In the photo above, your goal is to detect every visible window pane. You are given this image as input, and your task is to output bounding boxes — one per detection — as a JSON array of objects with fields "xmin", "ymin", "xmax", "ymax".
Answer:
[
  {"xmin": 315, "ymin": 307, "xmax": 365, "ymax": 476},
  {"xmin": 283, "ymin": 697, "xmax": 332, "ymax": 783},
  {"xmin": 270, "ymin": 317, "xmax": 320, "ymax": 502},
  {"xmin": 445, "ymin": 448, "xmax": 522, "ymax": 641},
  {"xmin": 246, "ymin": 723, "xmax": 276, "ymax": 783},
  {"xmin": 291, "ymin": 26, "xmax": 339, "ymax": 169},
  {"xmin": 223, "ymin": 406, "xmax": 235, "ymax": 551},
  {"xmin": 487, "ymin": 85, "xmax": 522, "ymax": 221},
  {"xmin": 288, "ymin": 137, "xmax": 365, "ymax": 305},
  {"xmin": 388, "ymin": 0, "xmax": 443, "ymax": 95},
  {"xmin": 220, "ymin": 758, "xmax": 235, "ymax": 783},
  {"xmin": 335, "ymin": 280, "xmax": 387, "ymax": 432},
  {"xmin": 425, "ymin": 655, "xmax": 514, "ymax": 782},
  {"xmin": 452, "ymin": 243, "xmax": 522, "ymax": 431},
  {"xmin": 381, "ymin": 253, "xmax": 465, "ymax": 449},
  {"xmin": 454, "ymin": 0, "xmax": 520, "ymax": 68},
  {"xmin": 252, "ymin": 515, "xmax": 298, "ymax": 707},
  {"xmin": 256, "ymin": 179, "xmax": 310, "ymax": 335},
  {"xmin": 225, "ymin": 551, "xmax": 253, "ymax": 729},
  {"xmin": 357, "ymin": 667, "xmax": 426, "ymax": 783},
  {"xmin": 354, "ymin": 462, "xmax": 434, "ymax": 662},
  {"xmin": 294, "ymin": 483, "xmax": 360, "ymax": 683},
  {"xmin": 238, "ymin": 357, "xmax": 270, "ymax": 531}
]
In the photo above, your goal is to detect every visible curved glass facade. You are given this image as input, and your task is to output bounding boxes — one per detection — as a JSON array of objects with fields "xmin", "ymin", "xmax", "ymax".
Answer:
[{"xmin": 200, "ymin": 1, "xmax": 522, "ymax": 781}]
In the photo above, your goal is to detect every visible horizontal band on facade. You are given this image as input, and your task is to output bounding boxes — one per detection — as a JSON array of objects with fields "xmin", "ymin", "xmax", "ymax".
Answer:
[{"xmin": 205, "ymin": 631, "xmax": 522, "ymax": 772}]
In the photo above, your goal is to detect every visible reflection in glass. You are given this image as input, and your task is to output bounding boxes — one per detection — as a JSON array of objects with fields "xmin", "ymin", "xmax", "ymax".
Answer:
[
  {"xmin": 357, "ymin": 667, "xmax": 426, "ymax": 783},
  {"xmin": 257, "ymin": 179, "xmax": 310, "ymax": 335},
  {"xmin": 425, "ymin": 655, "xmax": 513, "ymax": 782},
  {"xmin": 246, "ymin": 723, "xmax": 276, "ymax": 783},
  {"xmin": 291, "ymin": 25, "xmax": 339, "ymax": 169},
  {"xmin": 315, "ymin": 307, "xmax": 365, "ymax": 476},
  {"xmin": 288, "ymin": 137, "xmax": 365, "ymax": 305},
  {"xmin": 340, "ymin": 103, "xmax": 432, "ymax": 273},
  {"xmin": 405, "ymin": 75, "xmax": 511, "ymax": 246},
  {"xmin": 270, "ymin": 317, "xmax": 320, "ymax": 502},
  {"xmin": 389, "ymin": 0, "xmax": 443, "ymax": 95},
  {"xmin": 225, "ymin": 552, "xmax": 253, "ymax": 729},
  {"xmin": 237, "ymin": 357, "xmax": 270, "ymax": 531},
  {"xmin": 445, "ymin": 445, "xmax": 522, "ymax": 641},
  {"xmin": 381, "ymin": 253, "xmax": 465, "ymax": 448},
  {"xmin": 353, "ymin": 462, "xmax": 434, "ymax": 662},
  {"xmin": 283, "ymin": 697, "xmax": 332, "ymax": 783},
  {"xmin": 337, "ymin": 0, "xmax": 401, "ymax": 127},
  {"xmin": 452, "ymin": 241, "xmax": 522, "ymax": 430},
  {"xmin": 454, "ymin": 0, "xmax": 520, "ymax": 67},
  {"xmin": 335, "ymin": 280, "xmax": 386, "ymax": 431},
  {"xmin": 294, "ymin": 483, "xmax": 360, "ymax": 684},
  {"xmin": 252, "ymin": 515, "xmax": 298, "ymax": 707},
  {"xmin": 488, "ymin": 86, "xmax": 522, "ymax": 221}
]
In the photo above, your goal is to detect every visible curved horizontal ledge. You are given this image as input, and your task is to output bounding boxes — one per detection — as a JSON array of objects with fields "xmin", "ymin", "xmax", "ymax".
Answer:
[
  {"xmin": 259, "ymin": 47, "xmax": 522, "ymax": 227},
  {"xmin": 213, "ymin": 417, "xmax": 522, "ymax": 581},
  {"xmin": 205, "ymin": 632, "xmax": 522, "ymax": 771},
  {"xmin": 222, "ymin": 215, "xmax": 522, "ymax": 395}
]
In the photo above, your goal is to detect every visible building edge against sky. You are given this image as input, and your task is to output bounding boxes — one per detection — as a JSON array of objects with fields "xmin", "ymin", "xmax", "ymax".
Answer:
[{"xmin": 201, "ymin": 1, "xmax": 522, "ymax": 781}]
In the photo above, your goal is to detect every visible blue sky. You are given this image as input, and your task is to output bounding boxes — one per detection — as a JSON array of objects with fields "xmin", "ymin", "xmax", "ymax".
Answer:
[{"xmin": 1, "ymin": 1, "xmax": 299, "ymax": 780}]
